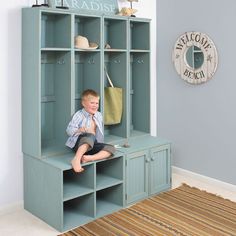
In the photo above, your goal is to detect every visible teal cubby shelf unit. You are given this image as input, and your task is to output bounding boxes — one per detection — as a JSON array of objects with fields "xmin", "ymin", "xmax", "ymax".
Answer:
[
  {"xmin": 22, "ymin": 7, "xmax": 171, "ymax": 232},
  {"xmin": 24, "ymin": 152, "xmax": 124, "ymax": 232}
]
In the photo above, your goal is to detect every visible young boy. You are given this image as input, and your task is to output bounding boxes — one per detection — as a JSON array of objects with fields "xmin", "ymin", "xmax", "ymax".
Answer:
[{"xmin": 66, "ymin": 89, "xmax": 115, "ymax": 173}]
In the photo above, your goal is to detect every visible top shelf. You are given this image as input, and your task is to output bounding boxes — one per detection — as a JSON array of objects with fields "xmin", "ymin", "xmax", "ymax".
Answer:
[{"xmin": 40, "ymin": 11, "xmax": 150, "ymax": 51}]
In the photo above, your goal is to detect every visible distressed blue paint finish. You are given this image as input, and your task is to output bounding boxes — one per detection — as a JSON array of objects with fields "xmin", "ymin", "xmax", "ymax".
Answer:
[
  {"xmin": 22, "ymin": 7, "xmax": 171, "ymax": 232},
  {"xmin": 48, "ymin": 0, "xmax": 119, "ymax": 15},
  {"xmin": 150, "ymin": 144, "xmax": 171, "ymax": 194},
  {"xmin": 126, "ymin": 150, "xmax": 149, "ymax": 204}
]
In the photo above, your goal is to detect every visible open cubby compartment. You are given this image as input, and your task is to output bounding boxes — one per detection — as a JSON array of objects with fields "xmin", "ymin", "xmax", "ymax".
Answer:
[
  {"xmin": 104, "ymin": 52, "xmax": 128, "ymax": 142},
  {"xmin": 41, "ymin": 51, "xmax": 72, "ymax": 157},
  {"xmin": 41, "ymin": 12, "xmax": 71, "ymax": 49},
  {"xmin": 130, "ymin": 20, "xmax": 150, "ymax": 50},
  {"xmin": 63, "ymin": 164, "xmax": 95, "ymax": 201},
  {"xmin": 130, "ymin": 52, "xmax": 150, "ymax": 137},
  {"xmin": 63, "ymin": 193, "xmax": 95, "ymax": 231},
  {"xmin": 74, "ymin": 15, "xmax": 101, "ymax": 49},
  {"xmin": 103, "ymin": 17, "xmax": 127, "ymax": 50},
  {"xmin": 96, "ymin": 184, "xmax": 124, "ymax": 218},
  {"xmin": 96, "ymin": 156, "xmax": 123, "ymax": 190},
  {"xmin": 74, "ymin": 51, "xmax": 101, "ymax": 112}
]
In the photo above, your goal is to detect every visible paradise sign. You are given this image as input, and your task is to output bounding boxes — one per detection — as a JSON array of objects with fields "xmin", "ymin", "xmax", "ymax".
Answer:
[{"xmin": 48, "ymin": 0, "xmax": 119, "ymax": 15}]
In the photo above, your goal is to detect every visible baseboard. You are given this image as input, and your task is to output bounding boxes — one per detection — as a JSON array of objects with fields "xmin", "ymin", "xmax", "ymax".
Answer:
[
  {"xmin": 0, "ymin": 201, "xmax": 23, "ymax": 216},
  {"xmin": 172, "ymin": 166, "xmax": 236, "ymax": 193}
]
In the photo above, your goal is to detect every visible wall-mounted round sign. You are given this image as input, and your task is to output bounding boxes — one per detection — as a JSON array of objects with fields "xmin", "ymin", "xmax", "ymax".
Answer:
[{"xmin": 172, "ymin": 31, "xmax": 218, "ymax": 84}]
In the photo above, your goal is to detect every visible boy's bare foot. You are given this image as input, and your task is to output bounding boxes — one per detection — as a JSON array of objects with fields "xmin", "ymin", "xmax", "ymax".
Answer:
[
  {"xmin": 82, "ymin": 155, "xmax": 94, "ymax": 163},
  {"xmin": 71, "ymin": 157, "xmax": 84, "ymax": 173}
]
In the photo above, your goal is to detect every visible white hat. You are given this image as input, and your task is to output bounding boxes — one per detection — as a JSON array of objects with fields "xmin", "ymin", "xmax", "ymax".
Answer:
[{"xmin": 74, "ymin": 35, "xmax": 98, "ymax": 50}]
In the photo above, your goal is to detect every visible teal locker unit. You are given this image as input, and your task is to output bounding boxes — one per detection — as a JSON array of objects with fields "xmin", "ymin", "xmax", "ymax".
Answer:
[{"xmin": 22, "ymin": 7, "xmax": 171, "ymax": 232}]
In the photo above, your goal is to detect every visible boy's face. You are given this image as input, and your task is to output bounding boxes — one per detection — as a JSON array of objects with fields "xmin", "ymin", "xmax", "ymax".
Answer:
[{"xmin": 82, "ymin": 96, "xmax": 99, "ymax": 115}]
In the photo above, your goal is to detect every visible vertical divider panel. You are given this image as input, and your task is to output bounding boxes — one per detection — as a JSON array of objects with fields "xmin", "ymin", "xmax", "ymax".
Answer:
[
  {"xmin": 22, "ymin": 9, "xmax": 41, "ymax": 158},
  {"xmin": 71, "ymin": 14, "xmax": 75, "ymax": 115}
]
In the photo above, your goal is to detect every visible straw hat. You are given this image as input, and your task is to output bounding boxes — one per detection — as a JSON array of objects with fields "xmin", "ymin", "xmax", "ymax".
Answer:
[{"xmin": 75, "ymin": 35, "xmax": 98, "ymax": 49}]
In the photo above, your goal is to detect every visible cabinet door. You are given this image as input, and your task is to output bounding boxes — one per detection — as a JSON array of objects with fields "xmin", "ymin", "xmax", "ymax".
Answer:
[
  {"xmin": 150, "ymin": 145, "xmax": 171, "ymax": 195},
  {"xmin": 126, "ymin": 150, "xmax": 149, "ymax": 204}
]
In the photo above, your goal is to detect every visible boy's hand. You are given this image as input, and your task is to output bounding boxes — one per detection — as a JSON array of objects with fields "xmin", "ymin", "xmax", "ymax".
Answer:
[
  {"xmin": 74, "ymin": 127, "xmax": 86, "ymax": 135},
  {"xmin": 81, "ymin": 127, "xmax": 96, "ymax": 135},
  {"xmin": 79, "ymin": 127, "xmax": 87, "ymax": 133}
]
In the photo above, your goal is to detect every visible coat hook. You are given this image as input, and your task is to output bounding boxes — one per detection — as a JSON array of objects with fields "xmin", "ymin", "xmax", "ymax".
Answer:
[
  {"xmin": 88, "ymin": 58, "xmax": 95, "ymax": 64},
  {"xmin": 137, "ymin": 59, "xmax": 144, "ymax": 64},
  {"xmin": 57, "ymin": 59, "xmax": 65, "ymax": 65},
  {"xmin": 114, "ymin": 59, "xmax": 121, "ymax": 63}
]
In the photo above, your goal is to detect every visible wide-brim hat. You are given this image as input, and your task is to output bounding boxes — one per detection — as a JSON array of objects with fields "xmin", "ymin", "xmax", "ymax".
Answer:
[{"xmin": 75, "ymin": 35, "xmax": 98, "ymax": 50}]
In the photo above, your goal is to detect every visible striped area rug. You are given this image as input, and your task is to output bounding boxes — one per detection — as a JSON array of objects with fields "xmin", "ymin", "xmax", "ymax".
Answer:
[{"xmin": 60, "ymin": 184, "xmax": 236, "ymax": 236}]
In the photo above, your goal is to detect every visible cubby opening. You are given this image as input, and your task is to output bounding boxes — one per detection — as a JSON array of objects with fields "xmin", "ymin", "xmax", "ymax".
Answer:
[
  {"xmin": 41, "ymin": 12, "xmax": 71, "ymax": 48},
  {"xmin": 96, "ymin": 184, "xmax": 123, "ymax": 217},
  {"xmin": 74, "ymin": 51, "xmax": 101, "ymax": 112},
  {"xmin": 130, "ymin": 52, "xmax": 150, "ymax": 137},
  {"xmin": 63, "ymin": 164, "xmax": 95, "ymax": 201},
  {"xmin": 104, "ymin": 18, "xmax": 127, "ymax": 49},
  {"xmin": 41, "ymin": 51, "xmax": 71, "ymax": 156},
  {"xmin": 96, "ymin": 156, "xmax": 123, "ymax": 190},
  {"xmin": 63, "ymin": 193, "xmax": 95, "ymax": 231},
  {"xmin": 74, "ymin": 16, "xmax": 101, "ymax": 49},
  {"xmin": 130, "ymin": 21, "xmax": 150, "ymax": 50},
  {"xmin": 104, "ymin": 52, "xmax": 127, "ymax": 142}
]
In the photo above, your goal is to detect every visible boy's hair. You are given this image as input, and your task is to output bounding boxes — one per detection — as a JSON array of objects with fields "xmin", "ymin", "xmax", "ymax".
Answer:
[{"xmin": 82, "ymin": 89, "xmax": 100, "ymax": 100}]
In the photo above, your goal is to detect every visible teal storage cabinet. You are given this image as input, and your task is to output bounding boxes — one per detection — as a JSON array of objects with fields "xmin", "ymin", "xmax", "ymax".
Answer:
[
  {"xmin": 22, "ymin": 7, "xmax": 171, "ymax": 232},
  {"xmin": 117, "ymin": 136, "xmax": 171, "ymax": 205}
]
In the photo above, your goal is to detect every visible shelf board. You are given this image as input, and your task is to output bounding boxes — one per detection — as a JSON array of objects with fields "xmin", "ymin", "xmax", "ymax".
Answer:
[
  {"xmin": 96, "ymin": 174, "xmax": 123, "ymax": 190},
  {"xmin": 115, "ymin": 135, "xmax": 171, "ymax": 154},
  {"xmin": 96, "ymin": 199, "xmax": 122, "ymax": 218},
  {"xmin": 130, "ymin": 130, "xmax": 149, "ymax": 138},
  {"xmin": 43, "ymin": 152, "xmax": 73, "ymax": 170},
  {"xmin": 63, "ymin": 210, "xmax": 94, "ymax": 231},
  {"xmin": 63, "ymin": 184, "xmax": 94, "ymax": 201},
  {"xmin": 130, "ymin": 49, "xmax": 150, "ymax": 53},
  {"xmin": 43, "ymin": 150, "xmax": 122, "ymax": 170},
  {"xmin": 104, "ymin": 134, "xmax": 125, "ymax": 144},
  {"xmin": 41, "ymin": 95, "xmax": 56, "ymax": 103},
  {"xmin": 74, "ymin": 48, "xmax": 101, "ymax": 52},
  {"xmin": 104, "ymin": 49, "xmax": 127, "ymax": 52},
  {"xmin": 41, "ymin": 48, "xmax": 71, "ymax": 51}
]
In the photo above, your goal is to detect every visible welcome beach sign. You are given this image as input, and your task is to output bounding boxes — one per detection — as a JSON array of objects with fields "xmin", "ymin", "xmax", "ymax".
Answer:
[{"xmin": 49, "ymin": 0, "xmax": 119, "ymax": 15}]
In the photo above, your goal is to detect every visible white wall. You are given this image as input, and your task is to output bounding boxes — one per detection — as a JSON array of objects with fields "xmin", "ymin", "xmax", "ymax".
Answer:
[
  {"xmin": 156, "ymin": 0, "xmax": 236, "ymax": 185},
  {"xmin": 0, "ymin": 0, "xmax": 28, "ymax": 209},
  {"xmin": 0, "ymin": 0, "xmax": 156, "ymax": 209}
]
